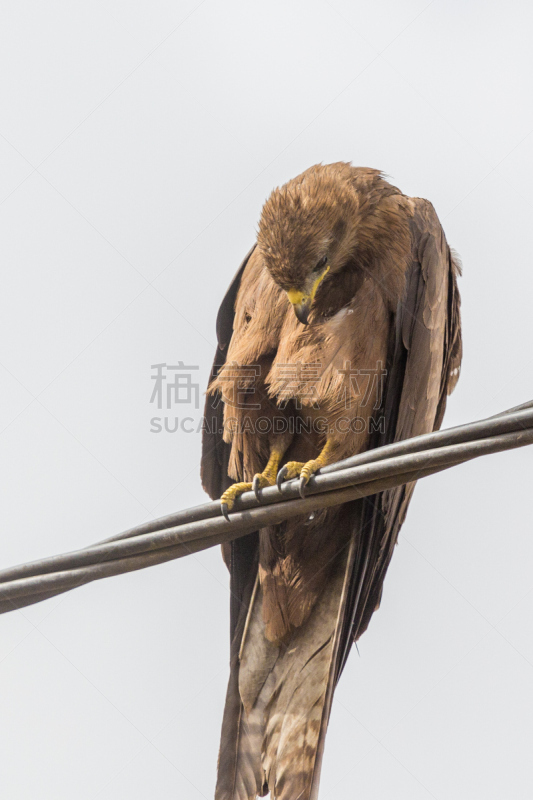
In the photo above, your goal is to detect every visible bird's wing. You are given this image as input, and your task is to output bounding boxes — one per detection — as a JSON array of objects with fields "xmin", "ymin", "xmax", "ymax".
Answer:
[
  {"xmin": 201, "ymin": 244, "xmax": 255, "ymax": 501},
  {"xmin": 201, "ymin": 246, "xmax": 267, "ymax": 800},
  {"xmin": 200, "ymin": 244, "xmax": 260, "ymax": 640},
  {"xmin": 334, "ymin": 196, "xmax": 462, "ymax": 678}
]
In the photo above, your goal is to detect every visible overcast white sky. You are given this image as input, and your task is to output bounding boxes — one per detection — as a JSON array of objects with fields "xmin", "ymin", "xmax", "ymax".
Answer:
[{"xmin": 1, "ymin": 1, "xmax": 533, "ymax": 798}]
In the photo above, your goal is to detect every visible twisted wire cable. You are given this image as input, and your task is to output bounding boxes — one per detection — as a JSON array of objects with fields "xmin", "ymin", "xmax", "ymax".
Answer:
[{"xmin": 1, "ymin": 400, "xmax": 532, "ymax": 614}]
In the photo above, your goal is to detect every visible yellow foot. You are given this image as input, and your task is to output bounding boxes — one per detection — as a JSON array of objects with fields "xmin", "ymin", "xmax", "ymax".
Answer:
[
  {"xmin": 220, "ymin": 472, "xmax": 277, "ymax": 520},
  {"xmin": 220, "ymin": 481, "xmax": 252, "ymax": 521},
  {"xmin": 276, "ymin": 461, "xmax": 305, "ymax": 489},
  {"xmin": 251, "ymin": 472, "xmax": 275, "ymax": 501},
  {"xmin": 276, "ymin": 459, "xmax": 322, "ymax": 497}
]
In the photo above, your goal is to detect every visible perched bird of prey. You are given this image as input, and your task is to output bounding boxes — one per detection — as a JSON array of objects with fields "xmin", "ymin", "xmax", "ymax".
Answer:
[{"xmin": 201, "ymin": 163, "xmax": 462, "ymax": 800}]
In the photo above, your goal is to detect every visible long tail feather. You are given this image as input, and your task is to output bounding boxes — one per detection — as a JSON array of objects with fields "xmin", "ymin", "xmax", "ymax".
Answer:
[{"xmin": 216, "ymin": 504, "xmax": 362, "ymax": 800}]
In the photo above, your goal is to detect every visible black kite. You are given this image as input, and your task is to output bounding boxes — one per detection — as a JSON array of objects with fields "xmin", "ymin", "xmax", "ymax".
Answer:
[{"xmin": 201, "ymin": 162, "xmax": 462, "ymax": 799}]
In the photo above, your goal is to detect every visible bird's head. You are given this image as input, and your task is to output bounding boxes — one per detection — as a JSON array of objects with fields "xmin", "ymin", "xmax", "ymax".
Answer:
[{"xmin": 257, "ymin": 165, "xmax": 360, "ymax": 325}]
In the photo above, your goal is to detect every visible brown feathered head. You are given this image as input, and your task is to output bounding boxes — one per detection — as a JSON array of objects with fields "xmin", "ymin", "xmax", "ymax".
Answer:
[{"xmin": 257, "ymin": 162, "xmax": 361, "ymax": 324}]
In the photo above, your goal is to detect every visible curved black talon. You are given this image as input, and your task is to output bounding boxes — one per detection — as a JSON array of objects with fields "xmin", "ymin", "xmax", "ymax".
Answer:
[
  {"xmin": 253, "ymin": 475, "xmax": 262, "ymax": 501},
  {"xmin": 276, "ymin": 465, "xmax": 288, "ymax": 491},
  {"xmin": 221, "ymin": 502, "xmax": 230, "ymax": 522},
  {"xmin": 299, "ymin": 476, "xmax": 309, "ymax": 499}
]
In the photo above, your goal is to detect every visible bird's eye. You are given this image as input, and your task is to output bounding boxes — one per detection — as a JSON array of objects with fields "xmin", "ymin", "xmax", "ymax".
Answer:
[{"xmin": 313, "ymin": 255, "xmax": 328, "ymax": 273}]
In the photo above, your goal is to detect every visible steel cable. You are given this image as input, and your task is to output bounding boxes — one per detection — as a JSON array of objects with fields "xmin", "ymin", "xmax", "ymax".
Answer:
[{"xmin": 0, "ymin": 400, "xmax": 532, "ymax": 614}]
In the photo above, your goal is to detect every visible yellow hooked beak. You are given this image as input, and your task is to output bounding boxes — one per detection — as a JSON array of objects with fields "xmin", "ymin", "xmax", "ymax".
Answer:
[
  {"xmin": 287, "ymin": 288, "xmax": 311, "ymax": 324},
  {"xmin": 287, "ymin": 266, "xmax": 330, "ymax": 325}
]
